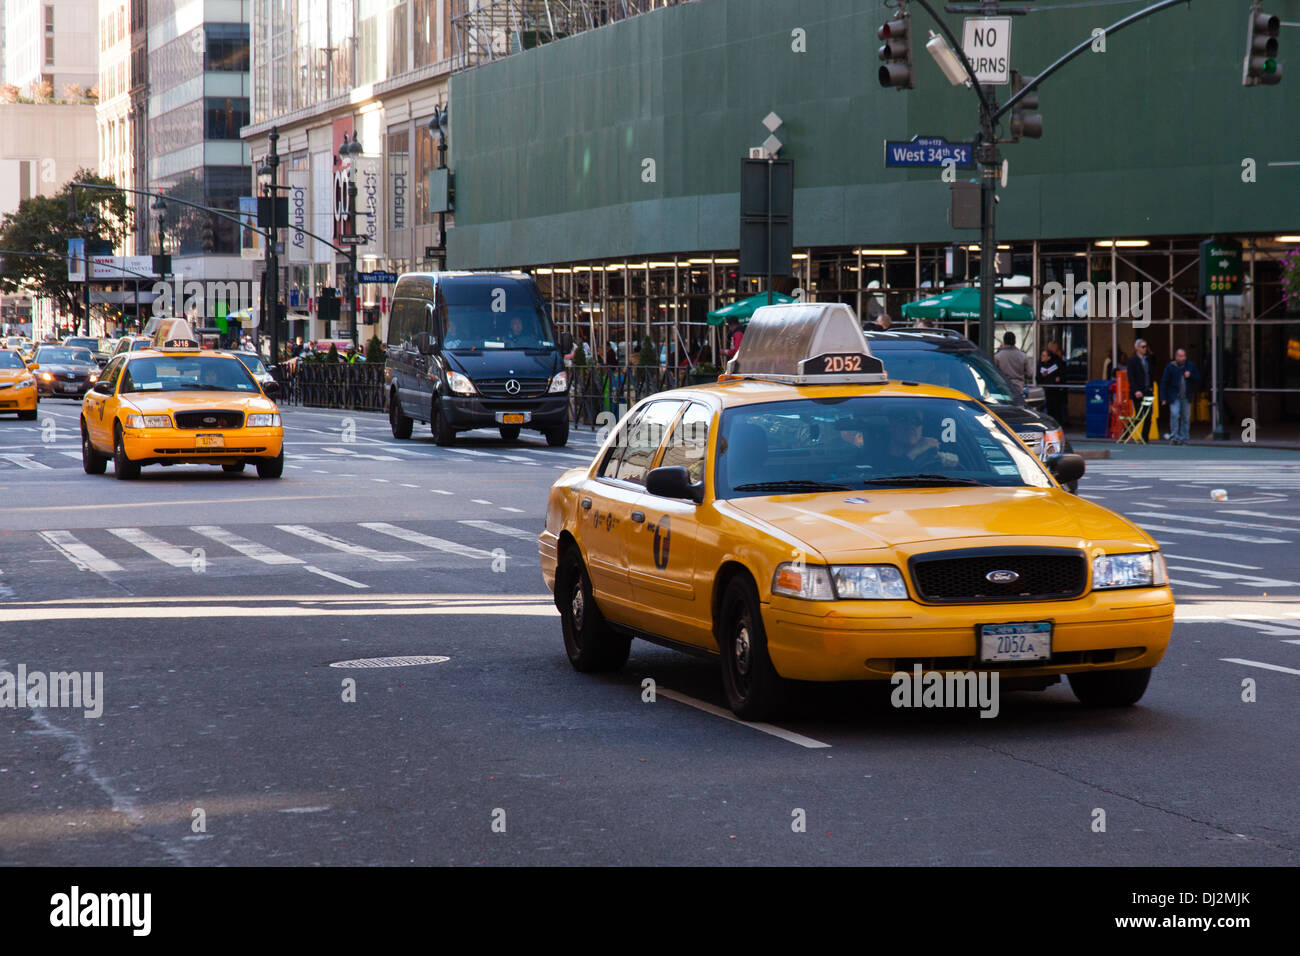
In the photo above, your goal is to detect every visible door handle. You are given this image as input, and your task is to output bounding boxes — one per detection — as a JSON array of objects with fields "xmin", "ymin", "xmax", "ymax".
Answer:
[
  {"xmin": 630, "ymin": 511, "xmax": 645, "ymax": 523},
  {"xmin": 581, "ymin": 497, "xmax": 591, "ymax": 510}
]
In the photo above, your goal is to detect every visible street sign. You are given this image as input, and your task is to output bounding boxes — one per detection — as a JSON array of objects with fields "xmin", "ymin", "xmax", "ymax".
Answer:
[
  {"xmin": 337, "ymin": 234, "xmax": 368, "ymax": 246},
  {"xmin": 962, "ymin": 17, "xmax": 1011, "ymax": 85},
  {"xmin": 424, "ymin": 246, "xmax": 441, "ymax": 258},
  {"xmin": 1199, "ymin": 238, "xmax": 1243, "ymax": 296},
  {"xmin": 357, "ymin": 271, "xmax": 398, "ymax": 283},
  {"xmin": 884, "ymin": 135, "xmax": 974, "ymax": 168}
]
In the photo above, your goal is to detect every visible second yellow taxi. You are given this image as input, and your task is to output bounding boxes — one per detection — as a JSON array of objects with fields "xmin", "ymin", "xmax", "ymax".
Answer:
[{"xmin": 0, "ymin": 348, "xmax": 39, "ymax": 419}]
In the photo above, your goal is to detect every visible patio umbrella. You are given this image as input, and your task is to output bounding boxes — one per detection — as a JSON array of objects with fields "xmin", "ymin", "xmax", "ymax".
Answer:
[
  {"xmin": 706, "ymin": 291, "xmax": 796, "ymax": 326},
  {"xmin": 901, "ymin": 287, "xmax": 1034, "ymax": 322}
]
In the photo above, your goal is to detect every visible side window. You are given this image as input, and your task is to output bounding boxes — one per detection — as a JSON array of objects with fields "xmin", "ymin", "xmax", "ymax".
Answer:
[
  {"xmin": 423, "ymin": 303, "xmax": 437, "ymax": 341},
  {"xmin": 387, "ymin": 299, "xmax": 413, "ymax": 348},
  {"xmin": 102, "ymin": 357, "xmax": 124, "ymax": 392},
  {"xmin": 659, "ymin": 402, "xmax": 712, "ymax": 485},
  {"xmin": 612, "ymin": 400, "xmax": 684, "ymax": 486},
  {"xmin": 596, "ymin": 405, "xmax": 646, "ymax": 479}
]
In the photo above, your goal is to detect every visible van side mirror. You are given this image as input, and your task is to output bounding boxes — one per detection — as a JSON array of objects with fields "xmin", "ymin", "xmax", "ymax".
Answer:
[{"xmin": 415, "ymin": 331, "xmax": 435, "ymax": 355}]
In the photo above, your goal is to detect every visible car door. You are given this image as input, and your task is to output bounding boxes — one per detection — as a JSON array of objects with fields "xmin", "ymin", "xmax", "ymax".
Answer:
[
  {"xmin": 627, "ymin": 401, "xmax": 713, "ymax": 645},
  {"xmin": 579, "ymin": 399, "xmax": 684, "ymax": 623},
  {"xmin": 84, "ymin": 356, "xmax": 124, "ymax": 449}
]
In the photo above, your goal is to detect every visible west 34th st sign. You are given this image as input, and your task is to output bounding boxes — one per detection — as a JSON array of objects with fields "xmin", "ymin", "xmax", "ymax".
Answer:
[{"xmin": 884, "ymin": 135, "xmax": 974, "ymax": 168}]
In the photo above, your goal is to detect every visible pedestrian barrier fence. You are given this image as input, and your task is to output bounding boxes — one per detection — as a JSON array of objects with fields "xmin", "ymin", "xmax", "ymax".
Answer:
[{"xmin": 276, "ymin": 361, "xmax": 387, "ymax": 413}]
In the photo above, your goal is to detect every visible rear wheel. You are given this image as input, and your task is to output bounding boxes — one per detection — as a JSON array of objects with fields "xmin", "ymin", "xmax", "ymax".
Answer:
[
  {"xmin": 222, "ymin": 462, "xmax": 245, "ymax": 473},
  {"xmin": 557, "ymin": 547, "xmax": 630, "ymax": 673},
  {"xmin": 81, "ymin": 422, "xmax": 107, "ymax": 475},
  {"xmin": 498, "ymin": 423, "xmax": 521, "ymax": 442},
  {"xmin": 389, "ymin": 391, "xmax": 413, "ymax": 439},
  {"xmin": 256, "ymin": 450, "xmax": 284, "ymax": 479},
  {"xmin": 431, "ymin": 399, "xmax": 455, "ymax": 446},
  {"xmin": 545, "ymin": 420, "xmax": 569, "ymax": 448},
  {"xmin": 112, "ymin": 425, "xmax": 139, "ymax": 480},
  {"xmin": 718, "ymin": 575, "xmax": 788, "ymax": 720},
  {"xmin": 1068, "ymin": 668, "xmax": 1151, "ymax": 707}
]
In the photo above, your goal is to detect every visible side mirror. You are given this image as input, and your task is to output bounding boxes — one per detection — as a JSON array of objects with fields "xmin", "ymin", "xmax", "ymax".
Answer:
[
  {"xmin": 27, "ymin": 363, "xmax": 38, "ymax": 370},
  {"xmin": 646, "ymin": 465, "xmax": 704, "ymax": 503},
  {"xmin": 559, "ymin": 331, "xmax": 573, "ymax": 354},
  {"xmin": 1023, "ymin": 385, "xmax": 1046, "ymax": 409},
  {"xmin": 92, "ymin": 381, "xmax": 112, "ymax": 394},
  {"xmin": 263, "ymin": 381, "xmax": 280, "ymax": 398},
  {"xmin": 1046, "ymin": 453, "xmax": 1085, "ymax": 486},
  {"xmin": 415, "ymin": 331, "xmax": 436, "ymax": 355}
]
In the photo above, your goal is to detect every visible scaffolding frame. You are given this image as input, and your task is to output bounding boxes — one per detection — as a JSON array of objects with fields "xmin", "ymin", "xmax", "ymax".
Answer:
[{"xmin": 451, "ymin": 0, "xmax": 683, "ymax": 66}]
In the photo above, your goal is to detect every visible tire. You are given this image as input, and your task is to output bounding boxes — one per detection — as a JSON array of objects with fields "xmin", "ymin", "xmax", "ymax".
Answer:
[
  {"xmin": 545, "ymin": 420, "xmax": 569, "ymax": 448},
  {"xmin": 431, "ymin": 399, "xmax": 455, "ymax": 446},
  {"xmin": 1068, "ymin": 667, "xmax": 1152, "ymax": 707},
  {"xmin": 498, "ymin": 423, "xmax": 521, "ymax": 442},
  {"xmin": 112, "ymin": 425, "xmax": 139, "ymax": 480},
  {"xmin": 81, "ymin": 422, "xmax": 107, "ymax": 475},
  {"xmin": 557, "ymin": 546, "xmax": 630, "ymax": 673},
  {"xmin": 256, "ymin": 450, "xmax": 284, "ymax": 479},
  {"xmin": 718, "ymin": 574, "xmax": 788, "ymax": 720},
  {"xmin": 389, "ymin": 391, "xmax": 413, "ymax": 439},
  {"xmin": 222, "ymin": 462, "xmax": 245, "ymax": 473},
  {"xmin": 1067, "ymin": 479, "xmax": 1079, "ymax": 495},
  {"xmin": 18, "ymin": 409, "xmax": 36, "ymax": 421}
]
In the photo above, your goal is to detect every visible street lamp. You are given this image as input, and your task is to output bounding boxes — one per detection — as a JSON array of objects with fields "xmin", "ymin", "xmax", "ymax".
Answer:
[
  {"xmin": 339, "ymin": 131, "xmax": 363, "ymax": 347},
  {"xmin": 429, "ymin": 107, "xmax": 449, "ymax": 270},
  {"xmin": 81, "ymin": 212, "xmax": 95, "ymax": 337},
  {"xmin": 151, "ymin": 197, "xmax": 169, "ymax": 326},
  {"xmin": 257, "ymin": 127, "xmax": 281, "ymax": 364}
]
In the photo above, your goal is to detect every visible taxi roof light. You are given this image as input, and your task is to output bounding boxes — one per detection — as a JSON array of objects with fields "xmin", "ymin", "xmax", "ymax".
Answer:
[
  {"xmin": 725, "ymin": 302, "xmax": 888, "ymax": 385},
  {"xmin": 147, "ymin": 317, "xmax": 200, "ymax": 350}
]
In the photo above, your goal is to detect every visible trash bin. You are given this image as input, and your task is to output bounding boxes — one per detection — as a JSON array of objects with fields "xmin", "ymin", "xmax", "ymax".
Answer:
[{"xmin": 1085, "ymin": 380, "xmax": 1113, "ymax": 438}]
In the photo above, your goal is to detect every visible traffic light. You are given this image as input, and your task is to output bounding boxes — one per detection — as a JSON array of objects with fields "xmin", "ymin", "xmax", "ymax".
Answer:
[
  {"xmin": 877, "ymin": 11, "xmax": 913, "ymax": 89},
  {"xmin": 1009, "ymin": 71, "xmax": 1043, "ymax": 140},
  {"xmin": 200, "ymin": 217, "xmax": 216, "ymax": 252},
  {"xmin": 318, "ymin": 287, "xmax": 339, "ymax": 327},
  {"xmin": 1243, "ymin": 6, "xmax": 1282, "ymax": 86}
]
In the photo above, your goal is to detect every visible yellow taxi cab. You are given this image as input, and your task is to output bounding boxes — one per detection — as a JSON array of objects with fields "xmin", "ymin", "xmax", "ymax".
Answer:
[
  {"xmin": 80, "ymin": 318, "xmax": 284, "ymax": 480},
  {"xmin": 539, "ymin": 303, "xmax": 1174, "ymax": 719},
  {"xmin": 0, "ymin": 348, "xmax": 39, "ymax": 419}
]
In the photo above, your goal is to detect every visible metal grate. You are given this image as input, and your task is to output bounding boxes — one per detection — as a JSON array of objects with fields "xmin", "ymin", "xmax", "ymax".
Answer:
[
  {"xmin": 474, "ymin": 377, "xmax": 549, "ymax": 400},
  {"xmin": 174, "ymin": 410, "xmax": 245, "ymax": 430},
  {"xmin": 910, "ymin": 548, "xmax": 1087, "ymax": 603}
]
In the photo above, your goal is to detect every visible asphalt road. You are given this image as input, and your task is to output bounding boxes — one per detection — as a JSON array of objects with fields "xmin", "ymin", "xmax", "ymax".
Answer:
[{"xmin": 2, "ymin": 400, "xmax": 1298, "ymax": 866}]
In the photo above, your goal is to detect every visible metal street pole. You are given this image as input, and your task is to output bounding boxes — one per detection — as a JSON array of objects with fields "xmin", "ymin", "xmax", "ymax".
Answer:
[
  {"xmin": 263, "ymin": 127, "xmax": 281, "ymax": 366},
  {"xmin": 1212, "ymin": 293, "xmax": 1228, "ymax": 440},
  {"xmin": 348, "ymin": 170, "xmax": 358, "ymax": 348}
]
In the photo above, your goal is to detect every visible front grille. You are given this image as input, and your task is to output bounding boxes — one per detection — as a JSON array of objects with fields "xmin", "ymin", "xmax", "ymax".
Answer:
[
  {"xmin": 473, "ymin": 377, "xmax": 549, "ymax": 400},
  {"xmin": 1016, "ymin": 431, "xmax": 1045, "ymax": 456},
  {"xmin": 910, "ymin": 547, "xmax": 1087, "ymax": 603},
  {"xmin": 174, "ymin": 410, "xmax": 244, "ymax": 429}
]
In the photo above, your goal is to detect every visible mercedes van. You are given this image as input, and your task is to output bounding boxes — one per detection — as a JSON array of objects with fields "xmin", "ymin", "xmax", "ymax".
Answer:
[{"xmin": 384, "ymin": 272, "xmax": 572, "ymax": 446}]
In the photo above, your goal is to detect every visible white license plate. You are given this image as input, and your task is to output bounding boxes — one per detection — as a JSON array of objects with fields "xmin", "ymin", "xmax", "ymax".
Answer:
[
  {"xmin": 979, "ymin": 621, "xmax": 1052, "ymax": 663},
  {"xmin": 196, "ymin": 434, "xmax": 225, "ymax": 449}
]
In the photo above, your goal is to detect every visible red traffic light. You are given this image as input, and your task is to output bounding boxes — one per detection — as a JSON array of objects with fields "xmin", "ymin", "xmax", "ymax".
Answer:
[{"xmin": 877, "ymin": 17, "xmax": 907, "ymax": 42}]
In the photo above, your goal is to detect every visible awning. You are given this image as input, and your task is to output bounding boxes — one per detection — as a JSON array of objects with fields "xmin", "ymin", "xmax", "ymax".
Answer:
[
  {"xmin": 706, "ymin": 291, "xmax": 796, "ymax": 326},
  {"xmin": 901, "ymin": 287, "xmax": 1034, "ymax": 322}
]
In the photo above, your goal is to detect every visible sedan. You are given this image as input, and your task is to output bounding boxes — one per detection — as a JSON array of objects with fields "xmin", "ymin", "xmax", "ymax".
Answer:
[{"xmin": 30, "ymin": 346, "xmax": 100, "ymax": 398}]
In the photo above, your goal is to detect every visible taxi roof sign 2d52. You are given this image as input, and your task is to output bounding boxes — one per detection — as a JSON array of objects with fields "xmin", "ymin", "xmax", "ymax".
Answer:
[{"xmin": 724, "ymin": 302, "xmax": 887, "ymax": 385}]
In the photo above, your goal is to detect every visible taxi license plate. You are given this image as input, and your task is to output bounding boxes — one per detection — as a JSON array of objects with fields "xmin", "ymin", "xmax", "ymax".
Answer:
[
  {"xmin": 501, "ymin": 413, "xmax": 525, "ymax": 424},
  {"xmin": 979, "ymin": 621, "xmax": 1052, "ymax": 663},
  {"xmin": 196, "ymin": 434, "xmax": 225, "ymax": 449}
]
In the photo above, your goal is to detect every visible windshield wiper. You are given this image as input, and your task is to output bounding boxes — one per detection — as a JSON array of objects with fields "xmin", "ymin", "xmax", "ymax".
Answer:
[
  {"xmin": 861, "ymin": 474, "xmax": 987, "ymax": 486},
  {"xmin": 733, "ymin": 480, "xmax": 852, "ymax": 492},
  {"xmin": 176, "ymin": 384, "xmax": 240, "ymax": 391}
]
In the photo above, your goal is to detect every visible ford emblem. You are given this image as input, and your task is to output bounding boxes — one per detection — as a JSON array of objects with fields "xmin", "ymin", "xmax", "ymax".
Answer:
[
  {"xmin": 203, "ymin": 416, "xmax": 217, "ymax": 424},
  {"xmin": 986, "ymin": 570, "xmax": 1020, "ymax": 584},
  {"xmin": 505, "ymin": 379, "xmax": 521, "ymax": 395}
]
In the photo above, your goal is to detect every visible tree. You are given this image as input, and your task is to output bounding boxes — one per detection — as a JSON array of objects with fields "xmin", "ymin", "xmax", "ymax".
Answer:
[
  {"xmin": 638, "ymin": 335, "xmax": 659, "ymax": 367},
  {"xmin": 0, "ymin": 171, "xmax": 130, "ymax": 325},
  {"xmin": 365, "ymin": 334, "xmax": 384, "ymax": 363}
]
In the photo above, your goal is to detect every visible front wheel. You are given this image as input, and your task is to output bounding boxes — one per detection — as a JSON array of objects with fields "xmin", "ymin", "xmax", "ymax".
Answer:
[
  {"xmin": 1068, "ymin": 668, "xmax": 1151, "ymax": 707},
  {"xmin": 113, "ymin": 426, "xmax": 139, "ymax": 480},
  {"xmin": 545, "ymin": 421, "xmax": 569, "ymax": 448},
  {"xmin": 557, "ymin": 547, "xmax": 630, "ymax": 673},
  {"xmin": 718, "ymin": 575, "xmax": 788, "ymax": 720},
  {"xmin": 431, "ymin": 399, "xmax": 455, "ymax": 446},
  {"xmin": 389, "ymin": 392, "xmax": 413, "ymax": 439},
  {"xmin": 256, "ymin": 450, "xmax": 284, "ymax": 479}
]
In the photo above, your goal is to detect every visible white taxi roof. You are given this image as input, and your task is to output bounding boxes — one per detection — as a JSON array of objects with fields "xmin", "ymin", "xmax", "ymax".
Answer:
[{"xmin": 724, "ymin": 302, "xmax": 887, "ymax": 385}]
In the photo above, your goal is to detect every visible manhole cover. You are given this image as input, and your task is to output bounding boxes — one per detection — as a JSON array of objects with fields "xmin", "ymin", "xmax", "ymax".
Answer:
[{"xmin": 329, "ymin": 655, "xmax": 450, "ymax": 669}]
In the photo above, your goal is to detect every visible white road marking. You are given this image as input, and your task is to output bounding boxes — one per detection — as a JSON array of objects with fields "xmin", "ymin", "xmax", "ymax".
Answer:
[
  {"xmin": 1163, "ymin": 555, "xmax": 1263, "ymax": 570},
  {"xmin": 37, "ymin": 530, "xmax": 123, "ymax": 573},
  {"xmin": 1138, "ymin": 524, "xmax": 1289, "ymax": 545},
  {"xmin": 1167, "ymin": 577, "xmax": 1221, "ymax": 589},
  {"xmin": 303, "ymin": 566, "xmax": 369, "ymax": 589},
  {"xmin": 0, "ymin": 453, "xmax": 51, "ymax": 470},
  {"xmin": 1222, "ymin": 510, "xmax": 1300, "ymax": 523},
  {"xmin": 430, "ymin": 489, "xmax": 453, "ymax": 495},
  {"xmin": 275, "ymin": 525, "xmax": 413, "ymax": 562},
  {"xmin": 657, "ymin": 688, "xmax": 831, "ymax": 749},
  {"xmin": 190, "ymin": 526, "xmax": 303, "ymax": 565},
  {"xmin": 1220, "ymin": 658, "xmax": 1300, "ymax": 677},
  {"xmin": 107, "ymin": 527, "xmax": 195, "ymax": 568},
  {"xmin": 0, "ymin": 602, "xmax": 557, "ymax": 622},
  {"xmin": 500, "ymin": 507, "xmax": 525, "ymax": 513},
  {"xmin": 1221, "ymin": 620, "xmax": 1300, "ymax": 637},
  {"xmin": 459, "ymin": 519, "xmax": 536, "ymax": 541},
  {"xmin": 359, "ymin": 522, "xmax": 495, "ymax": 560},
  {"xmin": 1128, "ymin": 511, "xmax": 1296, "ymax": 534},
  {"xmin": 471, "ymin": 499, "xmax": 493, "ymax": 505}
]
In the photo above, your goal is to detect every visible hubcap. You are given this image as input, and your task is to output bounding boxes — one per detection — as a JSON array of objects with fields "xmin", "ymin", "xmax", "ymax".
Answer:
[
  {"xmin": 570, "ymin": 579, "xmax": 585, "ymax": 632},
  {"xmin": 734, "ymin": 621, "xmax": 752, "ymax": 677}
]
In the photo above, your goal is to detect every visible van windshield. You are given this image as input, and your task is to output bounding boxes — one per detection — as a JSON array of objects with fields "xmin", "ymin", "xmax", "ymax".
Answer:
[{"xmin": 441, "ymin": 279, "xmax": 555, "ymax": 351}]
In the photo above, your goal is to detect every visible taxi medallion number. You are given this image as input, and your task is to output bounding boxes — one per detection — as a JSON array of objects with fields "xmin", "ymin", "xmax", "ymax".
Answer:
[
  {"xmin": 979, "ymin": 621, "xmax": 1051, "ymax": 663},
  {"xmin": 196, "ymin": 433, "xmax": 225, "ymax": 449}
]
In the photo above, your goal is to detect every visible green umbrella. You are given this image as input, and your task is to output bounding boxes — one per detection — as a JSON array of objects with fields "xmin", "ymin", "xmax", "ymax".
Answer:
[
  {"xmin": 901, "ymin": 287, "xmax": 1034, "ymax": 322},
  {"xmin": 706, "ymin": 291, "xmax": 796, "ymax": 326}
]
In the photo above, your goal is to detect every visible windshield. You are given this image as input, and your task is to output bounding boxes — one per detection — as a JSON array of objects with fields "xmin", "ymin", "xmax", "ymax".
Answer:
[
  {"xmin": 0, "ymin": 351, "xmax": 25, "ymax": 369},
  {"xmin": 36, "ymin": 347, "xmax": 95, "ymax": 365},
  {"xmin": 235, "ymin": 354, "xmax": 268, "ymax": 375},
  {"xmin": 65, "ymin": 338, "xmax": 100, "ymax": 350},
  {"xmin": 876, "ymin": 349, "xmax": 1019, "ymax": 405},
  {"xmin": 715, "ymin": 396, "xmax": 1051, "ymax": 497},
  {"xmin": 120, "ymin": 356, "xmax": 259, "ymax": 393},
  {"xmin": 441, "ymin": 279, "xmax": 555, "ymax": 350}
]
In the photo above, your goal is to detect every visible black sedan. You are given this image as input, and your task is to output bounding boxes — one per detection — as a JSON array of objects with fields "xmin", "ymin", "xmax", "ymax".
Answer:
[{"xmin": 29, "ymin": 346, "xmax": 99, "ymax": 398}]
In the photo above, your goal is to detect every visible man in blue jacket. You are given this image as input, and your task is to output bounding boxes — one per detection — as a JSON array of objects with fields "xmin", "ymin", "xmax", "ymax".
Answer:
[{"xmin": 1160, "ymin": 348, "xmax": 1200, "ymax": 444}]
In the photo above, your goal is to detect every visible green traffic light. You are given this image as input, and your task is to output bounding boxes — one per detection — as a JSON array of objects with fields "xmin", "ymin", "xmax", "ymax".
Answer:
[{"xmin": 1264, "ymin": 58, "xmax": 1278, "ymax": 75}]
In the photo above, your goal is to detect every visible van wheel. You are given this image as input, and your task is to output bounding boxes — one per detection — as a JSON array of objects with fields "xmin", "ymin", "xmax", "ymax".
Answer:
[
  {"xmin": 498, "ymin": 423, "xmax": 521, "ymax": 442},
  {"xmin": 545, "ymin": 421, "xmax": 569, "ymax": 447},
  {"xmin": 113, "ymin": 425, "xmax": 139, "ymax": 480},
  {"xmin": 18, "ymin": 409, "xmax": 37, "ymax": 421},
  {"xmin": 431, "ymin": 399, "xmax": 455, "ymax": 446},
  {"xmin": 389, "ymin": 392, "xmax": 412, "ymax": 439}
]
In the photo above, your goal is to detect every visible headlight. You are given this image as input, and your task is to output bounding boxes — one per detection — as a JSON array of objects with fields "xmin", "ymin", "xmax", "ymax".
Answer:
[
  {"xmin": 15, "ymin": 379, "xmax": 33, "ymax": 389},
  {"xmin": 89, "ymin": 372, "xmax": 99, "ymax": 382},
  {"xmin": 125, "ymin": 414, "xmax": 173, "ymax": 428},
  {"xmin": 446, "ymin": 370, "xmax": 476, "ymax": 395},
  {"xmin": 829, "ymin": 565, "xmax": 909, "ymax": 600},
  {"xmin": 548, "ymin": 370, "xmax": 568, "ymax": 393},
  {"xmin": 772, "ymin": 562, "xmax": 835, "ymax": 601},
  {"xmin": 246, "ymin": 413, "xmax": 281, "ymax": 427},
  {"xmin": 40, "ymin": 372, "xmax": 52, "ymax": 381},
  {"xmin": 1093, "ymin": 551, "xmax": 1167, "ymax": 589},
  {"xmin": 1043, "ymin": 428, "xmax": 1064, "ymax": 456}
]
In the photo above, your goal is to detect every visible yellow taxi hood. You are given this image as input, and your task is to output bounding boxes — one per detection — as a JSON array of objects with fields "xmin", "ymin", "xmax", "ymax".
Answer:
[
  {"xmin": 723, "ymin": 487, "xmax": 1153, "ymax": 561},
  {"xmin": 119, "ymin": 392, "xmax": 278, "ymax": 415},
  {"xmin": 0, "ymin": 368, "xmax": 31, "ymax": 382}
]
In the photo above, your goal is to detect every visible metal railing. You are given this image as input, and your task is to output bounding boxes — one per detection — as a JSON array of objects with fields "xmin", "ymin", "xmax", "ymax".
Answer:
[{"xmin": 276, "ymin": 361, "xmax": 387, "ymax": 413}]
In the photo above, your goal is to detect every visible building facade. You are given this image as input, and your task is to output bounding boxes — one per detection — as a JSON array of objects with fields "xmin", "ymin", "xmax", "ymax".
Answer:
[
  {"xmin": 96, "ymin": 0, "xmax": 148, "ymax": 255},
  {"xmin": 3, "ymin": 0, "xmax": 97, "ymax": 93}
]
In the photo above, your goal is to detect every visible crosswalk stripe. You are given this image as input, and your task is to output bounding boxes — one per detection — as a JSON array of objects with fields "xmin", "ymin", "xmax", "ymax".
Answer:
[
  {"xmin": 1222, "ymin": 510, "xmax": 1300, "ymax": 523},
  {"xmin": 303, "ymin": 565, "xmax": 369, "ymax": 589},
  {"xmin": 1166, "ymin": 576, "xmax": 1221, "ymax": 589},
  {"xmin": 107, "ymin": 528, "xmax": 195, "ymax": 568},
  {"xmin": 274, "ymin": 524, "xmax": 413, "ymax": 562},
  {"xmin": 1160, "ymin": 554, "xmax": 1263, "ymax": 570},
  {"xmin": 458, "ymin": 519, "xmax": 537, "ymax": 541},
  {"xmin": 190, "ymin": 526, "xmax": 304, "ymax": 565},
  {"xmin": 1138, "ymin": 524, "xmax": 1289, "ymax": 545},
  {"xmin": 38, "ymin": 530, "xmax": 123, "ymax": 573},
  {"xmin": 1220, "ymin": 658, "xmax": 1300, "ymax": 677},
  {"xmin": 1127, "ymin": 511, "xmax": 1294, "ymax": 534},
  {"xmin": 0, "ymin": 453, "xmax": 51, "ymax": 470},
  {"xmin": 359, "ymin": 522, "xmax": 495, "ymax": 560}
]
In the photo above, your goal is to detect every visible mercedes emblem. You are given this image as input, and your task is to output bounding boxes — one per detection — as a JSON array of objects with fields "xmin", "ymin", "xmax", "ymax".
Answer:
[
  {"xmin": 505, "ymin": 379, "xmax": 521, "ymax": 395},
  {"xmin": 986, "ymin": 570, "xmax": 1020, "ymax": 584}
]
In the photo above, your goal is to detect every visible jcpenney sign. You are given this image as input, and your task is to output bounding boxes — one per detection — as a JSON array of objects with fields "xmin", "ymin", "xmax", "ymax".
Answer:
[{"xmin": 288, "ymin": 170, "xmax": 310, "ymax": 263}]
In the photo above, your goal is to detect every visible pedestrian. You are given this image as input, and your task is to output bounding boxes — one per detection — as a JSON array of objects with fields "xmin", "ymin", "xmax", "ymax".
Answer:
[
  {"xmin": 1160, "ymin": 347, "xmax": 1200, "ymax": 444},
  {"xmin": 914, "ymin": 317, "xmax": 935, "ymax": 329},
  {"xmin": 993, "ymin": 330, "xmax": 1033, "ymax": 397},
  {"xmin": 291, "ymin": 336, "xmax": 304, "ymax": 358},
  {"xmin": 1038, "ymin": 348, "xmax": 1065, "ymax": 424},
  {"xmin": 873, "ymin": 312, "xmax": 893, "ymax": 331},
  {"xmin": 723, "ymin": 315, "xmax": 744, "ymax": 359},
  {"xmin": 1044, "ymin": 339, "xmax": 1070, "ymax": 426},
  {"xmin": 1126, "ymin": 338, "xmax": 1153, "ymax": 405}
]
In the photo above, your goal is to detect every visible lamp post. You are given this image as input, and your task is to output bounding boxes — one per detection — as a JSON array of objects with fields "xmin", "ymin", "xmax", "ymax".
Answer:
[
  {"xmin": 257, "ymin": 127, "xmax": 281, "ymax": 365},
  {"xmin": 151, "ymin": 197, "xmax": 168, "ymax": 325},
  {"xmin": 340, "ymin": 132, "xmax": 363, "ymax": 348},
  {"xmin": 81, "ymin": 212, "xmax": 95, "ymax": 337},
  {"xmin": 429, "ymin": 106, "xmax": 448, "ymax": 270}
]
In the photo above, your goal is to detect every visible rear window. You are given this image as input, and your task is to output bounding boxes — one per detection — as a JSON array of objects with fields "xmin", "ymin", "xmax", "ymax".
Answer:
[{"xmin": 876, "ymin": 348, "xmax": 1018, "ymax": 405}]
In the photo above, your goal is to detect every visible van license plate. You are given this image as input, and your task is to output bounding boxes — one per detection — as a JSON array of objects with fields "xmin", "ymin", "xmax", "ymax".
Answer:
[
  {"xmin": 979, "ymin": 621, "xmax": 1051, "ymax": 663},
  {"xmin": 196, "ymin": 434, "xmax": 225, "ymax": 449},
  {"xmin": 499, "ymin": 413, "xmax": 526, "ymax": 424}
]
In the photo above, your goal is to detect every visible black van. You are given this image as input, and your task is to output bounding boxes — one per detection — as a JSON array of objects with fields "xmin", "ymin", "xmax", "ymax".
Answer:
[{"xmin": 385, "ymin": 272, "xmax": 572, "ymax": 446}]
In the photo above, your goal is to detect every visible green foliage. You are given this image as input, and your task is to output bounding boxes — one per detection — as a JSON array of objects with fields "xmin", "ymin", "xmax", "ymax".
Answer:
[
  {"xmin": 0, "ymin": 170, "xmax": 130, "ymax": 321},
  {"xmin": 571, "ymin": 341, "xmax": 588, "ymax": 366},
  {"xmin": 365, "ymin": 334, "xmax": 384, "ymax": 363},
  {"xmin": 327, "ymin": 343, "xmax": 341, "ymax": 362}
]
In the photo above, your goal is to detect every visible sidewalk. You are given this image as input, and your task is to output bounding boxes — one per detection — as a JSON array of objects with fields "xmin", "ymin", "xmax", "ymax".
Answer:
[{"xmin": 1067, "ymin": 429, "xmax": 1300, "ymax": 461}]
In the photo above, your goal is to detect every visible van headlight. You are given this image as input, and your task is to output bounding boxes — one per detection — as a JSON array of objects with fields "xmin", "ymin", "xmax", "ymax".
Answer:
[
  {"xmin": 548, "ymin": 370, "xmax": 568, "ymax": 393},
  {"xmin": 125, "ymin": 414, "xmax": 172, "ymax": 428},
  {"xmin": 447, "ymin": 370, "xmax": 476, "ymax": 395},
  {"xmin": 1093, "ymin": 551, "xmax": 1167, "ymax": 589},
  {"xmin": 246, "ymin": 413, "xmax": 281, "ymax": 427}
]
